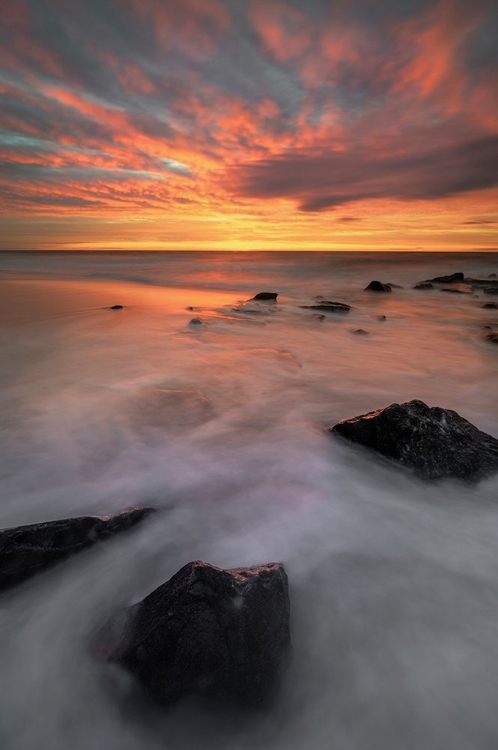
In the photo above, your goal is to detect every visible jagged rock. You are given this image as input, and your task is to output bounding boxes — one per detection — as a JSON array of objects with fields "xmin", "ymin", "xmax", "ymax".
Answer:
[
  {"xmin": 102, "ymin": 561, "xmax": 291, "ymax": 707},
  {"xmin": 0, "ymin": 507, "xmax": 155, "ymax": 592},
  {"xmin": 110, "ymin": 305, "xmax": 124, "ymax": 310},
  {"xmin": 484, "ymin": 287, "xmax": 498, "ymax": 295},
  {"xmin": 300, "ymin": 301, "xmax": 351, "ymax": 313},
  {"xmin": 364, "ymin": 281, "xmax": 392, "ymax": 292},
  {"xmin": 414, "ymin": 282, "xmax": 434, "ymax": 290},
  {"xmin": 428, "ymin": 273, "xmax": 464, "ymax": 283},
  {"xmin": 251, "ymin": 292, "xmax": 278, "ymax": 301},
  {"xmin": 329, "ymin": 399, "xmax": 498, "ymax": 482},
  {"xmin": 485, "ymin": 330, "xmax": 498, "ymax": 344}
]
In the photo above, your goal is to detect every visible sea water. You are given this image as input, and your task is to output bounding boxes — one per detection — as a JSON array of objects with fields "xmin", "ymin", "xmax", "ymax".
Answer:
[{"xmin": 0, "ymin": 251, "xmax": 497, "ymax": 749}]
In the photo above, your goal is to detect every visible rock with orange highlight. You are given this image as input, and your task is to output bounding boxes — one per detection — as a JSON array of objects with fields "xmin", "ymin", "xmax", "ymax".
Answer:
[
  {"xmin": 330, "ymin": 399, "xmax": 498, "ymax": 482},
  {"xmin": 102, "ymin": 560, "xmax": 291, "ymax": 708}
]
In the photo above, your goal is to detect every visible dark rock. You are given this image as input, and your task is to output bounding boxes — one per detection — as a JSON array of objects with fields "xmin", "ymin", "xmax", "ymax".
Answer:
[
  {"xmin": 483, "ymin": 302, "xmax": 498, "ymax": 309},
  {"xmin": 0, "ymin": 507, "xmax": 155, "ymax": 592},
  {"xmin": 353, "ymin": 329, "xmax": 369, "ymax": 335},
  {"xmin": 485, "ymin": 330, "xmax": 498, "ymax": 344},
  {"xmin": 251, "ymin": 292, "xmax": 278, "ymax": 301},
  {"xmin": 364, "ymin": 280, "xmax": 392, "ymax": 292},
  {"xmin": 329, "ymin": 399, "xmax": 498, "ymax": 482},
  {"xmin": 300, "ymin": 301, "xmax": 351, "ymax": 313},
  {"xmin": 103, "ymin": 561, "xmax": 291, "ymax": 708},
  {"xmin": 110, "ymin": 305, "xmax": 124, "ymax": 310},
  {"xmin": 414, "ymin": 282, "xmax": 434, "ymax": 290},
  {"xmin": 186, "ymin": 306, "xmax": 195, "ymax": 311},
  {"xmin": 484, "ymin": 287, "xmax": 498, "ymax": 295},
  {"xmin": 428, "ymin": 273, "xmax": 464, "ymax": 284},
  {"xmin": 489, "ymin": 273, "xmax": 497, "ymax": 279},
  {"xmin": 188, "ymin": 318, "xmax": 204, "ymax": 326}
]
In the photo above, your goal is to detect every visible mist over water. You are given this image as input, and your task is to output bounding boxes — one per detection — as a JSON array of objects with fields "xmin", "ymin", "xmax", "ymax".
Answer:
[{"xmin": 1, "ymin": 251, "xmax": 498, "ymax": 749}]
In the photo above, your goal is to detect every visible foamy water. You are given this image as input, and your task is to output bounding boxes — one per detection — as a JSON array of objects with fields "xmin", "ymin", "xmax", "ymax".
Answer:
[{"xmin": 0, "ymin": 251, "xmax": 497, "ymax": 749}]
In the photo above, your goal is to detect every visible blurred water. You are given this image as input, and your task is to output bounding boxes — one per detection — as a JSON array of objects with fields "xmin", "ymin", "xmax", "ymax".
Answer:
[{"xmin": 0, "ymin": 251, "xmax": 497, "ymax": 749}]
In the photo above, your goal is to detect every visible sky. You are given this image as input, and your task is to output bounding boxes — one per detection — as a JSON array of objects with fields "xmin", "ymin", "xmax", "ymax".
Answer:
[{"xmin": 0, "ymin": 0, "xmax": 497, "ymax": 252}]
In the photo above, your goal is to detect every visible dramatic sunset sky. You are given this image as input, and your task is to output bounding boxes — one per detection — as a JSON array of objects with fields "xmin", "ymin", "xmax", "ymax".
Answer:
[{"xmin": 1, "ymin": 0, "xmax": 497, "ymax": 251}]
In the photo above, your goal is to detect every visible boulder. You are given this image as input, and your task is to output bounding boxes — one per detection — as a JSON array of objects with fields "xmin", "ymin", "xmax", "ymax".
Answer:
[
  {"xmin": 364, "ymin": 281, "xmax": 392, "ymax": 292},
  {"xmin": 251, "ymin": 292, "xmax": 278, "ymax": 301},
  {"xmin": 0, "ymin": 507, "xmax": 155, "ymax": 592},
  {"xmin": 300, "ymin": 301, "xmax": 351, "ymax": 313},
  {"xmin": 428, "ymin": 273, "xmax": 464, "ymax": 284},
  {"xmin": 414, "ymin": 282, "xmax": 434, "ymax": 290},
  {"xmin": 103, "ymin": 561, "xmax": 291, "ymax": 707},
  {"xmin": 329, "ymin": 399, "xmax": 498, "ymax": 482}
]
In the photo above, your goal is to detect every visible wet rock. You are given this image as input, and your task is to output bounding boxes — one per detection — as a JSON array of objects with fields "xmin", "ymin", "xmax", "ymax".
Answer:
[
  {"xmin": 364, "ymin": 281, "xmax": 392, "ymax": 292},
  {"xmin": 300, "ymin": 301, "xmax": 351, "ymax": 313},
  {"xmin": 428, "ymin": 273, "xmax": 464, "ymax": 284},
  {"xmin": 329, "ymin": 399, "xmax": 498, "ymax": 482},
  {"xmin": 353, "ymin": 329, "xmax": 369, "ymax": 335},
  {"xmin": 484, "ymin": 287, "xmax": 498, "ymax": 295},
  {"xmin": 0, "ymin": 507, "xmax": 155, "ymax": 592},
  {"xmin": 103, "ymin": 561, "xmax": 291, "ymax": 707},
  {"xmin": 483, "ymin": 302, "xmax": 498, "ymax": 309},
  {"xmin": 188, "ymin": 318, "xmax": 204, "ymax": 326},
  {"xmin": 251, "ymin": 292, "xmax": 278, "ymax": 301},
  {"xmin": 414, "ymin": 282, "xmax": 434, "ymax": 290},
  {"xmin": 110, "ymin": 305, "xmax": 124, "ymax": 310}
]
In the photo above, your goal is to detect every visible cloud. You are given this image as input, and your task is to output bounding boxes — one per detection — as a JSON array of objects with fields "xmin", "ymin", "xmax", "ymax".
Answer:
[{"xmin": 233, "ymin": 135, "xmax": 498, "ymax": 211}]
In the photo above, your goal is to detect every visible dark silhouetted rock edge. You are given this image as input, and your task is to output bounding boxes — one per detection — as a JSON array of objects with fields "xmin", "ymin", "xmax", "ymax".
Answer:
[
  {"xmin": 330, "ymin": 399, "xmax": 498, "ymax": 482},
  {"xmin": 102, "ymin": 560, "xmax": 291, "ymax": 708},
  {"xmin": 0, "ymin": 507, "xmax": 155, "ymax": 592}
]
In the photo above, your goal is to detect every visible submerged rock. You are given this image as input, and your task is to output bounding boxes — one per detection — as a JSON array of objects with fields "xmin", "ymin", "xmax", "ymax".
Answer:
[
  {"xmin": 483, "ymin": 302, "xmax": 498, "ymax": 309},
  {"xmin": 364, "ymin": 280, "xmax": 391, "ymax": 292},
  {"xmin": 110, "ymin": 305, "xmax": 124, "ymax": 310},
  {"xmin": 428, "ymin": 273, "xmax": 464, "ymax": 284},
  {"xmin": 330, "ymin": 399, "xmax": 498, "ymax": 482},
  {"xmin": 300, "ymin": 301, "xmax": 351, "ymax": 313},
  {"xmin": 251, "ymin": 292, "xmax": 278, "ymax": 301},
  {"xmin": 489, "ymin": 273, "xmax": 497, "ymax": 279},
  {"xmin": 0, "ymin": 507, "xmax": 155, "ymax": 592},
  {"xmin": 485, "ymin": 330, "xmax": 498, "ymax": 344},
  {"xmin": 414, "ymin": 282, "xmax": 434, "ymax": 290},
  {"xmin": 103, "ymin": 561, "xmax": 291, "ymax": 707},
  {"xmin": 353, "ymin": 329, "xmax": 369, "ymax": 335},
  {"xmin": 188, "ymin": 317, "xmax": 204, "ymax": 326}
]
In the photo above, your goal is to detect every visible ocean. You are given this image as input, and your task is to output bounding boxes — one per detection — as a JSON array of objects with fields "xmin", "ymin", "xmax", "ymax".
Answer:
[{"xmin": 0, "ymin": 250, "xmax": 498, "ymax": 749}]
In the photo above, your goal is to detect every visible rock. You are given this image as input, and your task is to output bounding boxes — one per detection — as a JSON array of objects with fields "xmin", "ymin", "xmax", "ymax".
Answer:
[
  {"xmin": 188, "ymin": 318, "xmax": 204, "ymax": 326},
  {"xmin": 428, "ymin": 273, "xmax": 464, "ymax": 284},
  {"xmin": 440, "ymin": 287, "xmax": 470, "ymax": 294},
  {"xmin": 329, "ymin": 399, "xmax": 498, "ymax": 482},
  {"xmin": 300, "ymin": 301, "xmax": 351, "ymax": 313},
  {"xmin": 103, "ymin": 561, "xmax": 291, "ymax": 707},
  {"xmin": 485, "ymin": 330, "xmax": 498, "ymax": 344},
  {"xmin": 484, "ymin": 287, "xmax": 498, "ymax": 295},
  {"xmin": 353, "ymin": 329, "xmax": 369, "ymax": 335},
  {"xmin": 0, "ymin": 507, "xmax": 155, "ymax": 592},
  {"xmin": 364, "ymin": 281, "xmax": 392, "ymax": 292},
  {"xmin": 110, "ymin": 305, "xmax": 124, "ymax": 310},
  {"xmin": 377, "ymin": 315, "xmax": 387, "ymax": 321},
  {"xmin": 251, "ymin": 292, "xmax": 278, "ymax": 301},
  {"xmin": 483, "ymin": 302, "xmax": 498, "ymax": 309},
  {"xmin": 489, "ymin": 274, "xmax": 497, "ymax": 279},
  {"xmin": 414, "ymin": 282, "xmax": 434, "ymax": 290}
]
